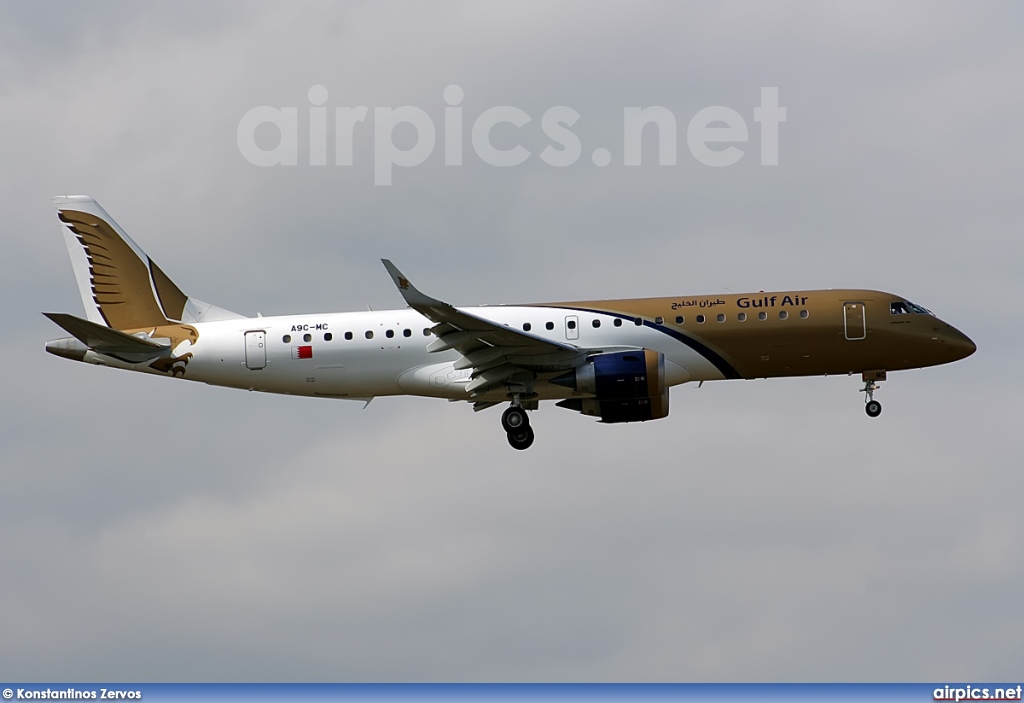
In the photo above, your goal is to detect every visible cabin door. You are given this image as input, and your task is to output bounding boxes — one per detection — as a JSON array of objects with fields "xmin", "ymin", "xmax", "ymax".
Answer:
[
  {"xmin": 245, "ymin": 330, "xmax": 267, "ymax": 369},
  {"xmin": 843, "ymin": 302, "xmax": 866, "ymax": 340}
]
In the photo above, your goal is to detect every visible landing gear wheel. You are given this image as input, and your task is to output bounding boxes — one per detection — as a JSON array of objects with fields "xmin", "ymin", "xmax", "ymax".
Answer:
[
  {"xmin": 501, "ymin": 406, "xmax": 529, "ymax": 432},
  {"xmin": 860, "ymin": 373, "xmax": 885, "ymax": 419},
  {"xmin": 507, "ymin": 425, "xmax": 535, "ymax": 450}
]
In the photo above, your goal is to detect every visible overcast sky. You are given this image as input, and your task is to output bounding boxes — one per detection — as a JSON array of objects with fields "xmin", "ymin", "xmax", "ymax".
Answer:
[{"xmin": 2, "ymin": 0, "xmax": 1022, "ymax": 682}]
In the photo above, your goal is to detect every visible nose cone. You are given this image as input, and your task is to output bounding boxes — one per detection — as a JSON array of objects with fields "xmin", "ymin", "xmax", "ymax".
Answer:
[{"xmin": 945, "ymin": 326, "xmax": 977, "ymax": 361}]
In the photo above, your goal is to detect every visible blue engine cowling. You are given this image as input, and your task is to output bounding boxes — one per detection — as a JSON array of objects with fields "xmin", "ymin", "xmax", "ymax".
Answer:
[{"xmin": 552, "ymin": 350, "xmax": 670, "ymax": 423}]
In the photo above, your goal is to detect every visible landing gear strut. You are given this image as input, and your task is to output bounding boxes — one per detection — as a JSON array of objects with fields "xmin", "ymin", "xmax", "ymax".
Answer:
[
  {"xmin": 860, "ymin": 370, "xmax": 885, "ymax": 418},
  {"xmin": 503, "ymin": 397, "xmax": 534, "ymax": 450}
]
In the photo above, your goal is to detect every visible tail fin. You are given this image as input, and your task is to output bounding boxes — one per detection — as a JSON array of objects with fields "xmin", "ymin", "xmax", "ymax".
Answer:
[{"xmin": 53, "ymin": 196, "xmax": 242, "ymax": 329}]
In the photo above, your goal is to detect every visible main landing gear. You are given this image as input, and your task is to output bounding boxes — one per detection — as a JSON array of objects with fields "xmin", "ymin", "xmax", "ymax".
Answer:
[
  {"xmin": 502, "ymin": 401, "xmax": 535, "ymax": 450},
  {"xmin": 860, "ymin": 370, "xmax": 886, "ymax": 418}
]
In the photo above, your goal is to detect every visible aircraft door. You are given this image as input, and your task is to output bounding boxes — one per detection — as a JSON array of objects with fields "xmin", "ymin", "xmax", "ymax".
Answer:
[
  {"xmin": 564, "ymin": 315, "xmax": 579, "ymax": 341},
  {"xmin": 245, "ymin": 330, "xmax": 267, "ymax": 369},
  {"xmin": 844, "ymin": 302, "xmax": 866, "ymax": 340}
]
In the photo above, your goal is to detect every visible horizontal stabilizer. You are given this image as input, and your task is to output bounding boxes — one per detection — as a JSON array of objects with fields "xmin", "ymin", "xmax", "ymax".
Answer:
[{"xmin": 43, "ymin": 312, "xmax": 168, "ymax": 357}]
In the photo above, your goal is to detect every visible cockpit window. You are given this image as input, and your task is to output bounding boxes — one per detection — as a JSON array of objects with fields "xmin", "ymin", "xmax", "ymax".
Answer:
[{"xmin": 892, "ymin": 300, "xmax": 933, "ymax": 315}]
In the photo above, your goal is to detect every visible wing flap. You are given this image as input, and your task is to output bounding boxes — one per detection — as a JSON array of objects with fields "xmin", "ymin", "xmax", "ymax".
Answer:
[
  {"xmin": 453, "ymin": 347, "xmax": 508, "ymax": 371},
  {"xmin": 465, "ymin": 363, "xmax": 523, "ymax": 394}
]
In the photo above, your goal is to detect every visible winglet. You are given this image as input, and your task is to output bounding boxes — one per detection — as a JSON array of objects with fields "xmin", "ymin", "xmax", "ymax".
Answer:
[{"xmin": 381, "ymin": 259, "xmax": 449, "ymax": 311}]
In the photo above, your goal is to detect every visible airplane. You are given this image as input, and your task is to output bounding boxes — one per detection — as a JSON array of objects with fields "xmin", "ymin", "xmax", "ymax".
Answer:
[{"xmin": 43, "ymin": 195, "xmax": 976, "ymax": 450}]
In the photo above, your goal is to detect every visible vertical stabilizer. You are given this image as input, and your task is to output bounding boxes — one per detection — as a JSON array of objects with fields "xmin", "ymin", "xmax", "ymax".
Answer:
[{"xmin": 52, "ymin": 195, "xmax": 242, "ymax": 329}]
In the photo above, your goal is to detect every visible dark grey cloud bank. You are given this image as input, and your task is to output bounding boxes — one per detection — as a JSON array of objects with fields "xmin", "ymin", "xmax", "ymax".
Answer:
[{"xmin": 1, "ymin": 0, "xmax": 1022, "ymax": 681}]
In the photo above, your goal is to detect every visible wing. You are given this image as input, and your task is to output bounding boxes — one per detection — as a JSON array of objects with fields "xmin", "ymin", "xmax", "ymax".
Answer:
[{"xmin": 381, "ymin": 260, "xmax": 585, "ymax": 397}]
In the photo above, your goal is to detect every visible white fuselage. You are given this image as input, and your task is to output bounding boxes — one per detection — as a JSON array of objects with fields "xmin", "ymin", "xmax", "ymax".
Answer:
[{"xmin": 84, "ymin": 306, "xmax": 717, "ymax": 402}]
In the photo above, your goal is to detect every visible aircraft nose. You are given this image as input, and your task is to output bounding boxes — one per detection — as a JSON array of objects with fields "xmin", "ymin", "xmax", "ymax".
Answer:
[{"xmin": 945, "ymin": 326, "xmax": 976, "ymax": 360}]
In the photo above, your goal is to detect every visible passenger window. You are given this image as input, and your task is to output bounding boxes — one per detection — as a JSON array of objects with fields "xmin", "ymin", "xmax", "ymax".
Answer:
[
  {"xmin": 423, "ymin": 328, "xmax": 430, "ymax": 336},
  {"xmin": 655, "ymin": 316, "xmax": 664, "ymax": 324},
  {"xmin": 303, "ymin": 333, "xmax": 312, "ymax": 342},
  {"xmin": 758, "ymin": 311, "xmax": 767, "ymax": 321},
  {"xmin": 324, "ymin": 332, "xmax": 333, "ymax": 341},
  {"xmin": 799, "ymin": 310, "xmax": 809, "ymax": 319},
  {"xmin": 386, "ymin": 329, "xmax": 394, "ymax": 338},
  {"xmin": 523, "ymin": 322, "xmax": 532, "ymax": 332},
  {"xmin": 567, "ymin": 320, "xmax": 576, "ymax": 330},
  {"xmin": 737, "ymin": 313, "xmax": 746, "ymax": 322},
  {"xmin": 403, "ymin": 328, "xmax": 411, "ymax": 337},
  {"xmin": 675, "ymin": 315, "xmax": 684, "ymax": 324},
  {"xmin": 613, "ymin": 318, "xmax": 622, "ymax": 327},
  {"xmin": 365, "ymin": 331, "xmax": 374, "ymax": 340},
  {"xmin": 634, "ymin": 317, "xmax": 643, "ymax": 326},
  {"xmin": 345, "ymin": 332, "xmax": 353, "ymax": 340},
  {"xmin": 696, "ymin": 315, "xmax": 705, "ymax": 324},
  {"xmin": 717, "ymin": 314, "xmax": 725, "ymax": 323},
  {"xmin": 779, "ymin": 311, "xmax": 788, "ymax": 320},
  {"xmin": 546, "ymin": 321, "xmax": 554, "ymax": 330},
  {"xmin": 592, "ymin": 319, "xmax": 601, "ymax": 328},
  {"xmin": 283, "ymin": 334, "xmax": 291, "ymax": 343}
]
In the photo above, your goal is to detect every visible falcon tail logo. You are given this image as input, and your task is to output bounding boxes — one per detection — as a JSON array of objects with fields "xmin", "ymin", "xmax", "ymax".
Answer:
[{"xmin": 148, "ymin": 351, "xmax": 193, "ymax": 377}]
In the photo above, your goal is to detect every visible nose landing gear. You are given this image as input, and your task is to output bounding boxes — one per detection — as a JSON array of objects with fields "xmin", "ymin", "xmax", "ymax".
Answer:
[
  {"xmin": 502, "ymin": 397, "xmax": 535, "ymax": 450},
  {"xmin": 860, "ymin": 370, "xmax": 886, "ymax": 418}
]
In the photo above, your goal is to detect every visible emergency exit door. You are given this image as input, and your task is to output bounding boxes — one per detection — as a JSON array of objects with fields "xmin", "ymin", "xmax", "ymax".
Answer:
[
  {"xmin": 245, "ymin": 331, "xmax": 267, "ymax": 369},
  {"xmin": 564, "ymin": 315, "xmax": 579, "ymax": 340}
]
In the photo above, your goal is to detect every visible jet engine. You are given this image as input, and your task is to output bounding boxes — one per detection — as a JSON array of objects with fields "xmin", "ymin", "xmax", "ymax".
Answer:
[{"xmin": 552, "ymin": 349, "xmax": 669, "ymax": 423}]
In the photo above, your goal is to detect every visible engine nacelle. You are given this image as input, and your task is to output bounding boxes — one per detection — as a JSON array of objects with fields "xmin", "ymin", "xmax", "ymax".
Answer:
[
  {"xmin": 556, "ymin": 389, "xmax": 670, "ymax": 423},
  {"xmin": 552, "ymin": 350, "xmax": 669, "ymax": 423}
]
